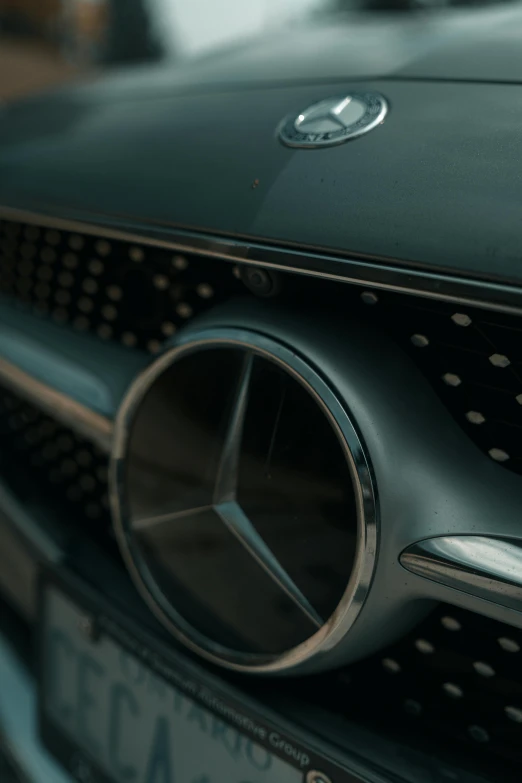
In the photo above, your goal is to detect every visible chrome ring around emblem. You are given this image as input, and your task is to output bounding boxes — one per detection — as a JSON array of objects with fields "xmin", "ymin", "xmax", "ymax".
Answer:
[
  {"xmin": 110, "ymin": 326, "xmax": 377, "ymax": 674},
  {"xmin": 278, "ymin": 92, "xmax": 388, "ymax": 149}
]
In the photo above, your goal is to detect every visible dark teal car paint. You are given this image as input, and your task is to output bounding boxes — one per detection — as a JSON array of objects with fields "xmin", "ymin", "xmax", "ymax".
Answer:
[{"xmin": 3, "ymin": 8, "xmax": 522, "ymax": 287}]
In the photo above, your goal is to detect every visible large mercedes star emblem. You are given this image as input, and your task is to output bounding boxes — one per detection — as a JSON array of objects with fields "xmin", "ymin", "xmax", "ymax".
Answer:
[
  {"xmin": 278, "ymin": 93, "xmax": 388, "ymax": 149},
  {"xmin": 195, "ymin": 352, "xmax": 323, "ymax": 628},
  {"xmin": 110, "ymin": 327, "xmax": 375, "ymax": 674},
  {"xmin": 134, "ymin": 352, "xmax": 323, "ymax": 628}
]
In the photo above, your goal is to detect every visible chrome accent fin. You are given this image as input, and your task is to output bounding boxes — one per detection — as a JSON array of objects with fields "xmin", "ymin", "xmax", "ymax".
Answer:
[{"xmin": 401, "ymin": 536, "xmax": 522, "ymax": 613}]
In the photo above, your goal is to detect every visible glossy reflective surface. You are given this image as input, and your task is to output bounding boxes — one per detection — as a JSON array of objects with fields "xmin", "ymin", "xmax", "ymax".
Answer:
[
  {"xmin": 125, "ymin": 347, "xmax": 357, "ymax": 655},
  {"xmin": 401, "ymin": 536, "xmax": 522, "ymax": 612},
  {"xmin": 279, "ymin": 93, "xmax": 388, "ymax": 148}
]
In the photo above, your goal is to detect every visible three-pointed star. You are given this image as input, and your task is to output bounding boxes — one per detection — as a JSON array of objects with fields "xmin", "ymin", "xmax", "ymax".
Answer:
[
  {"xmin": 134, "ymin": 352, "xmax": 324, "ymax": 629},
  {"xmin": 296, "ymin": 96, "xmax": 363, "ymax": 135}
]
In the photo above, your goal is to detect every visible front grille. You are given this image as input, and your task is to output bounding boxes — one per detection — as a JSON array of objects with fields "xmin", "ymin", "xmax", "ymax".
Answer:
[
  {"xmin": 1, "ymin": 217, "xmax": 522, "ymax": 476},
  {"xmin": 299, "ymin": 277, "xmax": 522, "ymax": 477},
  {"xmin": 379, "ymin": 291, "xmax": 522, "ymax": 477},
  {"xmin": 1, "ymin": 217, "xmax": 522, "ymax": 781},
  {"xmin": 0, "ymin": 220, "xmax": 242, "ymax": 354},
  {"xmin": 0, "ymin": 388, "xmax": 111, "ymax": 544}
]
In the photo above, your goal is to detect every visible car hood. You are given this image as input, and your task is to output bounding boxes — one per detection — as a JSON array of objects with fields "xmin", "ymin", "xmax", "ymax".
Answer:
[{"xmin": 2, "ymin": 7, "xmax": 522, "ymax": 288}]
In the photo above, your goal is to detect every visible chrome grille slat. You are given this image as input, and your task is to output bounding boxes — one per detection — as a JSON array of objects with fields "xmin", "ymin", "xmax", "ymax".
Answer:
[{"xmin": 0, "ymin": 355, "xmax": 113, "ymax": 452}]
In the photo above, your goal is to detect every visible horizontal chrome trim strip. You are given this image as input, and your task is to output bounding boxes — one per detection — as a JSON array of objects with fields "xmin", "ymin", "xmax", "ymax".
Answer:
[
  {"xmin": 401, "ymin": 536, "xmax": 522, "ymax": 613},
  {"xmin": 2, "ymin": 205, "xmax": 522, "ymax": 316},
  {"xmin": 0, "ymin": 356, "xmax": 113, "ymax": 453}
]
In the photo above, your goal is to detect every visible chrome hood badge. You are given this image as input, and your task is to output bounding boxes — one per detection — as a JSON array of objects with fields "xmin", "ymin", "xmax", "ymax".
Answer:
[{"xmin": 278, "ymin": 93, "xmax": 388, "ymax": 149}]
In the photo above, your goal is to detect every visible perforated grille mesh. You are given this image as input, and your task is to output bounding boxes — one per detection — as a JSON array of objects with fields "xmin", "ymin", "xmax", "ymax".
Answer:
[
  {"xmin": 0, "ymin": 219, "xmax": 242, "ymax": 354},
  {"xmin": 0, "ymin": 388, "xmax": 111, "ymax": 543},
  {"xmin": 0, "ymin": 218, "xmax": 241, "ymax": 539},
  {"xmin": 289, "ymin": 604, "xmax": 522, "ymax": 780},
  {"xmin": 310, "ymin": 279, "xmax": 522, "ymax": 477},
  {"xmin": 377, "ymin": 292, "xmax": 522, "ymax": 476}
]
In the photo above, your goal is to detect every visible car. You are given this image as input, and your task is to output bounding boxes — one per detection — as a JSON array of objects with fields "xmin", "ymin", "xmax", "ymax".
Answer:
[{"xmin": 1, "ymin": 4, "xmax": 522, "ymax": 783}]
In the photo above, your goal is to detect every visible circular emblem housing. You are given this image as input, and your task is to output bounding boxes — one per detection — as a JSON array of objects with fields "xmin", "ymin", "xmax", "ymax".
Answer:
[
  {"xmin": 278, "ymin": 92, "xmax": 388, "ymax": 148},
  {"xmin": 110, "ymin": 328, "xmax": 376, "ymax": 674}
]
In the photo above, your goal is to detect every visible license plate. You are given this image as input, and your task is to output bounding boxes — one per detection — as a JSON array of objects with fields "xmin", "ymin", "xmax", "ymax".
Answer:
[{"xmin": 38, "ymin": 572, "xmax": 366, "ymax": 783}]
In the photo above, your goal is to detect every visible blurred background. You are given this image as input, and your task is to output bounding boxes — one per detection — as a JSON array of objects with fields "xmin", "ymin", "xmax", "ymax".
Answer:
[
  {"xmin": 0, "ymin": 0, "xmax": 515, "ymax": 101},
  {"xmin": 0, "ymin": 0, "xmax": 325, "ymax": 101}
]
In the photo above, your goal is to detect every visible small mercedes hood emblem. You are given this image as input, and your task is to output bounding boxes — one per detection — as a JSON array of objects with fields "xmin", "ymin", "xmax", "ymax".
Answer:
[{"xmin": 278, "ymin": 92, "xmax": 388, "ymax": 149}]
